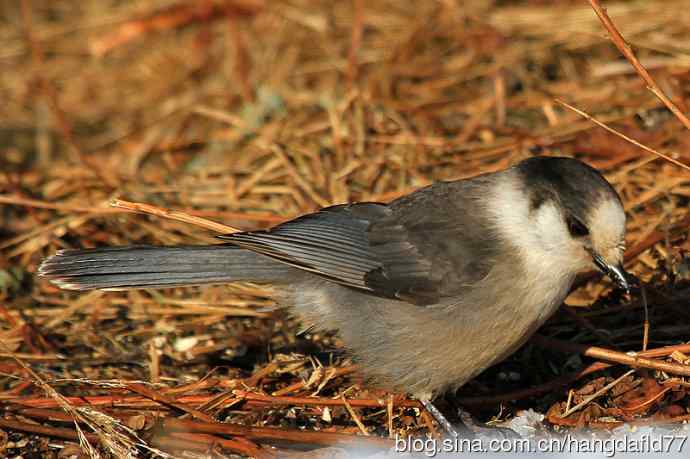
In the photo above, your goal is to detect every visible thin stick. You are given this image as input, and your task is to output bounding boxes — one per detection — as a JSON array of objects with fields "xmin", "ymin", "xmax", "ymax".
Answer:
[
  {"xmin": 387, "ymin": 394, "xmax": 394, "ymax": 439},
  {"xmin": 232, "ymin": 389, "xmax": 420, "ymax": 409},
  {"xmin": 162, "ymin": 418, "xmax": 393, "ymax": 448},
  {"xmin": 560, "ymin": 369, "xmax": 635, "ymax": 418},
  {"xmin": 0, "ymin": 195, "xmax": 119, "ymax": 213},
  {"xmin": 0, "ymin": 339, "xmax": 100, "ymax": 455},
  {"xmin": 110, "ymin": 199, "xmax": 239, "ymax": 234},
  {"xmin": 0, "ymin": 418, "xmax": 99, "ymax": 443},
  {"xmin": 532, "ymin": 336, "xmax": 690, "ymax": 377},
  {"xmin": 458, "ymin": 341, "xmax": 690, "ymax": 405},
  {"xmin": 0, "ymin": 194, "xmax": 287, "ymax": 223},
  {"xmin": 555, "ymin": 99, "xmax": 690, "ymax": 171},
  {"xmin": 341, "ymin": 394, "xmax": 369, "ymax": 436},
  {"xmin": 587, "ymin": 0, "xmax": 690, "ymax": 132},
  {"xmin": 125, "ymin": 383, "xmax": 215, "ymax": 423},
  {"xmin": 564, "ymin": 389, "xmax": 574, "ymax": 415}
]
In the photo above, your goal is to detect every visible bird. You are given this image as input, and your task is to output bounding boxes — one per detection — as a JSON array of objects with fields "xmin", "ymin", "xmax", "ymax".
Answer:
[{"xmin": 38, "ymin": 156, "xmax": 630, "ymax": 434}]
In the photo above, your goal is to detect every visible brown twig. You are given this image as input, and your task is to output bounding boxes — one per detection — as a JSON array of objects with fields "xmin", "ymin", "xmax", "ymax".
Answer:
[
  {"xmin": 533, "ymin": 336, "xmax": 690, "ymax": 377},
  {"xmin": 555, "ymin": 99, "xmax": 690, "ymax": 171},
  {"xmin": 6, "ymin": 411, "xmax": 274, "ymax": 459},
  {"xmin": 90, "ymin": 0, "xmax": 264, "ymax": 57},
  {"xmin": 110, "ymin": 199, "xmax": 240, "ymax": 234},
  {"xmin": 8, "ymin": 393, "xmax": 228, "ymax": 410},
  {"xmin": 0, "ymin": 418, "xmax": 99, "ymax": 443},
  {"xmin": 8, "ymin": 389, "xmax": 420, "ymax": 413},
  {"xmin": 625, "ymin": 215, "xmax": 690, "ymax": 261},
  {"xmin": 560, "ymin": 369, "xmax": 635, "ymax": 417},
  {"xmin": 0, "ymin": 341, "xmax": 103, "ymax": 453},
  {"xmin": 587, "ymin": 0, "xmax": 690, "ymax": 131},
  {"xmin": 162, "ymin": 418, "xmax": 393, "ymax": 448},
  {"xmin": 124, "ymin": 382, "xmax": 215, "ymax": 423},
  {"xmin": 0, "ymin": 194, "xmax": 287, "ymax": 223},
  {"xmin": 341, "ymin": 394, "xmax": 370, "ymax": 436},
  {"xmin": 458, "ymin": 342, "xmax": 690, "ymax": 405},
  {"xmin": 232, "ymin": 389, "xmax": 421, "ymax": 409}
]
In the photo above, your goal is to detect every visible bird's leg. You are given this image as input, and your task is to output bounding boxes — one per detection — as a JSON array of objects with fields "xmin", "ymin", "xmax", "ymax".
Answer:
[
  {"xmin": 420, "ymin": 398, "xmax": 521, "ymax": 439},
  {"xmin": 419, "ymin": 398, "xmax": 460, "ymax": 437}
]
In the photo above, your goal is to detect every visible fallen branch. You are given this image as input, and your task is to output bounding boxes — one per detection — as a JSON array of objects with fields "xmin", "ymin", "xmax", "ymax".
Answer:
[
  {"xmin": 162, "ymin": 418, "xmax": 393, "ymax": 448},
  {"xmin": 556, "ymin": 99, "xmax": 689, "ymax": 171},
  {"xmin": 533, "ymin": 335, "xmax": 690, "ymax": 377},
  {"xmin": 110, "ymin": 199, "xmax": 239, "ymax": 233},
  {"xmin": 232, "ymin": 389, "xmax": 420, "ymax": 409},
  {"xmin": 0, "ymin": 418, "xmax": 99, "ymax": 443},
  {"xmin": 588, "ymin": 0, "xmax": 690, "ymax": 132},
  {"xmin": 458, "ymin": 342, "xmax": 690, "ymax": 405}
]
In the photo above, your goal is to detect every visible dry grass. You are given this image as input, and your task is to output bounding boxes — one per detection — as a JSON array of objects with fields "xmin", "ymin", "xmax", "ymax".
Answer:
[{"xmin": 1, "ymin": 0, "xmax": 689, "ymax": 457}]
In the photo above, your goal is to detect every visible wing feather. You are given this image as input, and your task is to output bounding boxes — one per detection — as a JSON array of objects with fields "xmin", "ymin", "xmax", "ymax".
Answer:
[
  {"xmin": 221, "ymin": 205, "xmax": 384, "ymax": 291},
  {"xmin": 219, "ymin": 184, "xmax": 497, "ymax": 306}
]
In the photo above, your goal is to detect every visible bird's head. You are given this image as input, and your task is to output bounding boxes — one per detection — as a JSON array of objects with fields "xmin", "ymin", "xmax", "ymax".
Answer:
[{"xmin": 516, "ymin": 156, "xmax": 629, "ymax": 293}]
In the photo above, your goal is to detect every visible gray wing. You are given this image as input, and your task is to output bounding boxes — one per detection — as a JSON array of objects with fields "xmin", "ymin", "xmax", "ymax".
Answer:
[{"xmin": 220, "ymin": 182, "xmax": 496, "ymax": 306}]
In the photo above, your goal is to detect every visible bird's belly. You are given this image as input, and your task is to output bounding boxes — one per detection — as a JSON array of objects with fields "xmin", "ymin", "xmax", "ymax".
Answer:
[
  {"xmin": 282, "ymin": 274, "xmax": 572, "ymax": 398},
  {"xmin": 436, "ymin": 273, "xmax": 574, "ymax": 391}
]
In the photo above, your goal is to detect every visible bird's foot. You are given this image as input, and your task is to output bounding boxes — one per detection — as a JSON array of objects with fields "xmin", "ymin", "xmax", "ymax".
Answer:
[{"xmin": 419, "ymin": 398, "xmax": 460, "ymax": 437}]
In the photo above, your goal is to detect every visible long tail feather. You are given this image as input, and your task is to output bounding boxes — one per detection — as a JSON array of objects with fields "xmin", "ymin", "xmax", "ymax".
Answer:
[{"xmin": 38, "ymin": 245, "xmax": 291, "ymax": 291}]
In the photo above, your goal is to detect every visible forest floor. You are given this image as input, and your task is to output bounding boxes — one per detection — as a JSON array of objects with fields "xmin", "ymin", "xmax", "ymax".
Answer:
[{"xmin": 1, "ymin": 0, "xmax": 689, "ymax": 457}]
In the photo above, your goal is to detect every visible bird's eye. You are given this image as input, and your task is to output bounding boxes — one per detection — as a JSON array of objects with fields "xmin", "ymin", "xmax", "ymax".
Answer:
[{"xmin": 566, "ymin": 216, "xmax": 589, "ymax": 237}]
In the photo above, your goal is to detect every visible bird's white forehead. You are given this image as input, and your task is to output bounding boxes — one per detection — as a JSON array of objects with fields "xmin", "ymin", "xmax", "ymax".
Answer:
[{"xmin": 589, "ymin": 196, "xmax": 626, "ymax": 249}]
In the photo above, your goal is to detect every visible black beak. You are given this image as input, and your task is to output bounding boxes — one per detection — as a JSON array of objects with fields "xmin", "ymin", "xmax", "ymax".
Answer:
[{"xmin": 591, "ymin": 252, "xmax": 630, "ymax": 294}]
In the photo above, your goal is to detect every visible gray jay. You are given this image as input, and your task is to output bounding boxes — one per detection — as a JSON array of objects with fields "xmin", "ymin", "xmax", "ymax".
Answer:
[{"xmin": 39, "ymin": 156, "xmax": 630, "ymax": 432}]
